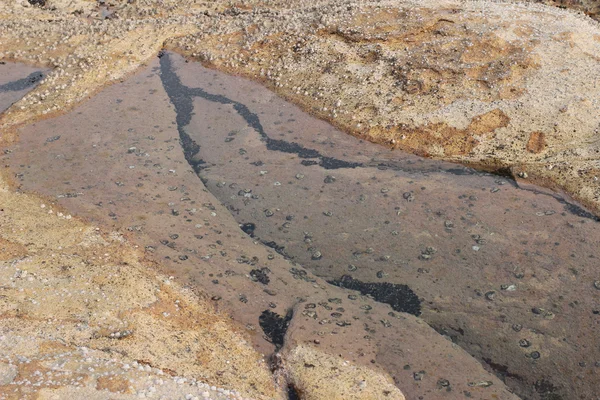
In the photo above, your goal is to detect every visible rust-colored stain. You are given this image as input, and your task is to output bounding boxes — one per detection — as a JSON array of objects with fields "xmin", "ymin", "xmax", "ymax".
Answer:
[
  {"xmin": 0, "ymin": 237, "xmax": 28, "ymax": 261},
  {"xmin": 526, "ymin": 131, "xmax": 546, "ymax": 153},
  {"xmin": 96, "ymin": 375, "xmax": 132, "ymax": 393},
  {"xmin": 319, "ymin": 9, "xmax": 539, "ymax": 104},
  {"xmin": 375, "ymin": 108, "xmax": 510, "ymax": 157},
  {"xmin": 469, "ymin": 109, "xmax": 511, "ymax": 135}
]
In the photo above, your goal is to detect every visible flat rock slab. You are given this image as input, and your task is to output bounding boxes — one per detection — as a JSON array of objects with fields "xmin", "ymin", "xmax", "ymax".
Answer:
[{"xmin": 1, "ymin": 0, "xmax": 600, "ymax": 214}]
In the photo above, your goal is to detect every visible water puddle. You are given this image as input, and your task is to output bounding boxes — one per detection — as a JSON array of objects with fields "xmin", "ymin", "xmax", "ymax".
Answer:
[{"xmin": 3, "ymin": 52, "xmax": 599, "ymax": 400}]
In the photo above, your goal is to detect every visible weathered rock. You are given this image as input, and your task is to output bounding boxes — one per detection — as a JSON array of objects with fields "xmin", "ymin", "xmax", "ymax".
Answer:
[{"xmin": 0, "ymin": 173, "xmax": 281, "ymax": 400}]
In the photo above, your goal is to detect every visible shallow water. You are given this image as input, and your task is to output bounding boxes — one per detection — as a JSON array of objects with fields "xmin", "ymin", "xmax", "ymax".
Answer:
[{"xmin": 4, "ymin": 53, "xmax": 600, "ymax": 400}]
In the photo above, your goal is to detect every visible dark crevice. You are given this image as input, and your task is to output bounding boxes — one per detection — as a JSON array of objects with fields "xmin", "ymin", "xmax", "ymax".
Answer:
[
  {"xmin": 239, "ymin": 222, "xmax": 256, "ymax": 236},
  {"xmin": 287, "ymin": 384, "xmax": 302, "ymax": 400},
  {"xmin": 261, "ymin": 240, "xmax": 291, "ymax": 258}
]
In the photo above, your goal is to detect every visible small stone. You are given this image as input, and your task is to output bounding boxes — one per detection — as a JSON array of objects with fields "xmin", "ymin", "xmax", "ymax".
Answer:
[
  {"xmin": 413, "ymin": 371, "xmax": 425, "ymax": 381},
  {"xmin": 519, "ymin": 339, "xmax": 531, "ymax": 348},
  {"xmin": 437, "ymin": 379, "xmax": 450, "ymax": 388},
  {"xmin": 500, "ymin": 284, "xmax": 517, "ymax": 291}
]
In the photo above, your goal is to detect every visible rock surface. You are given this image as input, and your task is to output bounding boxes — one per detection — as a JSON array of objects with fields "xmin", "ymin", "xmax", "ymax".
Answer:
[{"xmin": 1, "ymin": 0, "xmax": 600, "ymax": 399}]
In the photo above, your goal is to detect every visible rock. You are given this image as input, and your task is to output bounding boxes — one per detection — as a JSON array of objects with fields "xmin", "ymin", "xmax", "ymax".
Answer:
[{"xmin": 283, "ymin": 344, "xmax": 406, "ymax": 400}]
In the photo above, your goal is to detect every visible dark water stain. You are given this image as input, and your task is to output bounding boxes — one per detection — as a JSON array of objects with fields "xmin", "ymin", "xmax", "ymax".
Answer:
[
  {"xmin": 0, "ymin": 71, "xmax": 44, "ymax": 93},
  {"xmin": 159, "ymin": 52, "xmax": 359, "ymax": 171},
  {"xmin": 157, "ymin": 53, "xmax": 207, "ymax": 173},
  {"xmin": 328, "ymin": 275, "xmax": 422, "ymax": 316},
  {"xmin": 482, "ymin": 358, "xmax": 524, "ymax": 382},
  {"xmin": 259, "ymin": 309, "xmax": 293, "ymax": 349},
  {"xmin": 534, "ymin": 379, "xmax": 563, "ymax": 400},
  {"xmin": 516, "ymin": 185, "xmax": 600, "ymax": 222}
]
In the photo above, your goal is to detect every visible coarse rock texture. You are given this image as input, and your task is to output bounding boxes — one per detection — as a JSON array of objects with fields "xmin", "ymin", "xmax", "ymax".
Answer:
[
  {"xmin": 171, "ymin": 0, "xmax": 600, "ymax": 215},
  {"xmin": 282, "ymin": 345, "xmax": 405, "ymax": 400}
]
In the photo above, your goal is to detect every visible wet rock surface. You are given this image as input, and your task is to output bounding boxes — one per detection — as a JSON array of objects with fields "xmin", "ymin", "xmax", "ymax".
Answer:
[
  {"xmin": 2, "ymin": 1, "xmax": 600, "ymax": 399},
  {"xmin": 158, "ymin": 53, "xmax": 599, "ymax": 400},
  {"xmin": 3, "ymin": 57, "xmax": 520, "ymax": 400}
]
